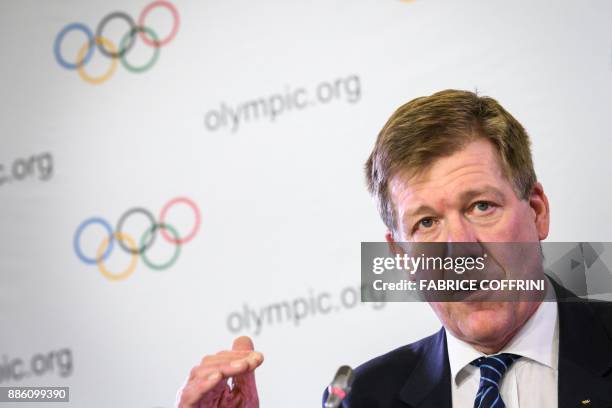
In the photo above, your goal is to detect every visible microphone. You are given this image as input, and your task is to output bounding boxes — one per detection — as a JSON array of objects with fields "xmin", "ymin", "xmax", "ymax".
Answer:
[{"xmin": 324, "ymin": 365, "xmax": 353, "ymax": 408}]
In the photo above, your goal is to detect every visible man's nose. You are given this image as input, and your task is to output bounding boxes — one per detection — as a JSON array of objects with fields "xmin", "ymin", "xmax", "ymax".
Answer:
[
  {"xmin": 444, "ymin": 216, "xmax": 478, "ymax": 243},
  {"xmin": 442, "ymin": 216, "xmax": 482, "ymax": 262}
]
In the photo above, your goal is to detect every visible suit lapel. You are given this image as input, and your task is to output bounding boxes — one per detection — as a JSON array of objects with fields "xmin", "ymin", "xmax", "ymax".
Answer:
[
  {"xmin": 553, "ymin": 279, "xmax": 612, "ymax": 408},
  {"xmin": 398, "ymin": 327, "xmax": 452, "ymax": 408}
]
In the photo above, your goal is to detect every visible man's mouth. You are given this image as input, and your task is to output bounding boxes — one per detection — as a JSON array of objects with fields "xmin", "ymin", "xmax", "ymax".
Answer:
[{"xmin": 450, "ymin": 287, "xmax": 490, "ymax": 302}]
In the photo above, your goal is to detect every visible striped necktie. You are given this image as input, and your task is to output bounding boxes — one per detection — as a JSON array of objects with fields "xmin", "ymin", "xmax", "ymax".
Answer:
[{"xmin": 471, "ymin": 353, "xmax": 521, "ymax": 408}]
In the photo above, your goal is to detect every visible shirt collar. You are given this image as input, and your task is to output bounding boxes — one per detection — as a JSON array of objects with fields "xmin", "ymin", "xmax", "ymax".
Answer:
[{"xmin": 445, "ymin": 277, "xmax": 559, "ymax": 386}]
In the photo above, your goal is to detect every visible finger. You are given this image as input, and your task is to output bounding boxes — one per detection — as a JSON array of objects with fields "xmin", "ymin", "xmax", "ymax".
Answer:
[
  {"xmin": 189, "ymin": 351, "xmax": 263, "ymax": 382},
  {"xmin": 178, "ymin": 371, "xmax": 224, "ymax": 407},
  {"xmin": 243, "ymin": 351, "xmax": 264, "ymax": 371},
  {"xmin": 199, "ymin": 351, "xmax": 250, "ymax": 367},
  {"xmin": 215, "ymin": 349, "xmax": 252, "ymax": 357},
  {"xmin": 232, "ymin": 352, "xmax": 264, "ymax": 391},
  {"xmin": 207, "ymin": 351, "xmax": 264, "ymax": 370},
  {"xmin": 232, "ymin": 335, "xmax": 254, "ymax": 352},
  {"xmin": 188, "ymin": 351, "xmax": 250, "ymax": 381},
  {"xmin": 219, "ymin": 358, "xmax": 253, "ymax": 377},
  {"xmin": 190, "ymin": 364, "xmax": 223, "ymax": 382},
  {"xmin": 220, "ymin": 351, "xmax": 264, "ymax": 373}
]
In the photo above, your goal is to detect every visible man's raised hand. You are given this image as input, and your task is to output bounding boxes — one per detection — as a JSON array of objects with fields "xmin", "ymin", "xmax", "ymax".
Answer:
[{"xmin": 177, "ymin": 336, "xmax": 263, "ymax": 408}]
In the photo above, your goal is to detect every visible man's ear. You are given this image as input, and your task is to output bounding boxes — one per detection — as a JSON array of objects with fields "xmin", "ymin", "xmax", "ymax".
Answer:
[
  {"xmin": 529, "ymin": 182, "xmax": 550, "ymax": 240},
  {"xmin": 385, "ymin": 230, "xmax": 405, "ymax": 256},
  {"xmin": 385, "ymin": 230, "xmax": 418, "ymax": 283}
]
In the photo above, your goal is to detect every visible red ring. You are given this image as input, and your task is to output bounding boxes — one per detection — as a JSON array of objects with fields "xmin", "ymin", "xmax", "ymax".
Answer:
[
  {"xmin": 159, "ymin": 197, "xmax": 200, "ymax": 244},
  {"xmin": 329, "ymin": 386, "xmax": 347, "ymax": 399},
  {"xmin": 138, "ymin": 0, "xmax": 180, "ymax": 47}
]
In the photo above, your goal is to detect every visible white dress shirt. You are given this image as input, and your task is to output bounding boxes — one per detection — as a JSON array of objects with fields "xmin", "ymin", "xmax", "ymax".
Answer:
[{"xmin": 446, "ymin": 281, "xmax": 559, "ymax": 408}]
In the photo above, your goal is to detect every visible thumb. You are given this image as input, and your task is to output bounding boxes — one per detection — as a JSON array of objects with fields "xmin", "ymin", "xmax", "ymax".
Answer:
[{"xmin": 232, "ymin": 336, "xmax": 254, "ymax": 352}]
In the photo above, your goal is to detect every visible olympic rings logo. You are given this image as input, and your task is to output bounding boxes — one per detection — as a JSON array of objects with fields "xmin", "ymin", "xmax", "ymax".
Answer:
[
  {"xmin": 53, "ymin": 1, "xmax": 179, "ymax": 84},
  {"xmin": 73, "ymin": 197, "xmax": 200, "ymax": 281}
]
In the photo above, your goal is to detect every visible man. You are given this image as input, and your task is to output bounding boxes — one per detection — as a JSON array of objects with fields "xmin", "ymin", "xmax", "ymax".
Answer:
[{"xmin": 177, "ymin": 90, "xmax": 612, "ymax": 407}]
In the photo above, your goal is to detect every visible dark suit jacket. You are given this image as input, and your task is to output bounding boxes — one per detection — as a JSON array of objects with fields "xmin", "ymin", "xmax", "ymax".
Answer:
[{"xmin": 323, "ymin": 279, "xmax": 612, "ymax": 407}]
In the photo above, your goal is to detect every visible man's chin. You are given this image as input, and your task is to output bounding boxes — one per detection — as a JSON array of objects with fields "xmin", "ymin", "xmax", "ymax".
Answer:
[{"xmin": 453, "ymin": 305, "xmax": 514, "ymax": 345}]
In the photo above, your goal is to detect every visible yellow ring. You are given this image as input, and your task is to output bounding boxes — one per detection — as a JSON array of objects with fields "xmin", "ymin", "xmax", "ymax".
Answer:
[
  {"xmin": 77, "ymin": 37, "xmax": 119, "ymax": 85},
  {"xmin": 96, "ymin": 232, "xmax": 138, "ymax": 281}
]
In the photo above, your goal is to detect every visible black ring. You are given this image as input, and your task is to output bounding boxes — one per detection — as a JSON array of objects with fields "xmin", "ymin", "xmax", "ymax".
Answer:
[
  {"xmin": 115, "ymin": 207, "xmax": 157, "ymax": 255},
  {"xmin": 95, "ymin": 11, "xmax": 137, "ymax": 59}
]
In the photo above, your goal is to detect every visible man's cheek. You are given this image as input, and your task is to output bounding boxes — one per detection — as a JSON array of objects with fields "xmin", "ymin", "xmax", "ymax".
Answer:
[
  {"xmin": 503, "ymin": 204, "xmax": 540, "ymax": 241},
  {"xmin": 428, "ymin": 302, "xmax": 450, "ymax": 323},
  {"xmin": 433, "ymin": 303, "xmax": 464, "ymax": 327}
]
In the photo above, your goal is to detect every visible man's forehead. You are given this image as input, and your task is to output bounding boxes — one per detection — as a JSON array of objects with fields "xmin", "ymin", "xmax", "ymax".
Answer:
[
  {"xmin": 390, "ymin": 163, "xmax": 504, "ymax": 199},
  {"xmin": 391, "ymin": 140, "xmax": 505, "ymax": 189},
  {"xmin": 388, "ymin": 141, "xmax": 511, "ymax": 211}
]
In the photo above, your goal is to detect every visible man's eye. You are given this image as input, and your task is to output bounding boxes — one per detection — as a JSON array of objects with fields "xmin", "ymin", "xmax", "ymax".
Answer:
[
  {"xmin": 418, "ymin": 218, "xmax": 435, "ymax": 228},
  {"xmin": 473, "ymin": 201, "xmax": 493, "ymax": 212}
]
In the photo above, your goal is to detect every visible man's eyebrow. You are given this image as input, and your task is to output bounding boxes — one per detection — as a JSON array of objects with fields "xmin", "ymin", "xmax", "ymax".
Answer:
[
  {"xmin": 401, "ymin": 186, "xmax": 506, "ymax": 223},
  {"xmin": 459, "ymin": 186, "xmax": 505, "ymax": 203},
  {"xmin": 404, "ymin": 204, "xmax": 437, "ymax": 218}
]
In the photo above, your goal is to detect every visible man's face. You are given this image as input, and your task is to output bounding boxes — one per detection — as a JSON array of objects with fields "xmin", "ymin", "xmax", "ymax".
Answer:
[{"xmin": 386, "ymin": 138, "xmax": 550, "ymax": 352}]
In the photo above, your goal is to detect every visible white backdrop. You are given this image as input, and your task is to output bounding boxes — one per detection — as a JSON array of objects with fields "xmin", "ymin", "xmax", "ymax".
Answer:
[{"xmin": 2, "ymin": 0, "xmax": 612, "ymax": 407}]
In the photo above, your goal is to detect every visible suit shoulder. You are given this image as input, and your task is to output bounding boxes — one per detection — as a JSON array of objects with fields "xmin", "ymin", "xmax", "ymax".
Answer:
[
  {"xmin": 345, "ymin": 328, "xmax": 444, "ymax": 404},
  {"xmin": 353, "ymin": 330, "xmax": 442, "ymax": 380},
  {"xmin": 322, "ymin": 329, "xmax": 447, "ymax": 407},
  {"xmin": 585, "ymin": 299, "xmax": 612, "ymax": 337}
]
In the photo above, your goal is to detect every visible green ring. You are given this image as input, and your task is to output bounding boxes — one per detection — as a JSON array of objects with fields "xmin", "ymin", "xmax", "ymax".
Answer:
[
  {"xmin": 120, "ymin": 26, "xmax": 160, "ymax": 73},
  {"xmin": 139, "ymin": 223, "xmax": 181, "ymax": 270}
]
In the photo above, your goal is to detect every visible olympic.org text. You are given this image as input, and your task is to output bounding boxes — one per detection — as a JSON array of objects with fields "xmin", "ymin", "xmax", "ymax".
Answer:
[
  {"xmin": 0, "ymin": 348, "xmax": 72, "ymax": 383},
  {"xmin": 204, "ymin": 74, "xmax": 361, "ymax": 132},
  {"xmin": 0, "ymin": 152, "xmax": 53, "ymax": 187},
  {"xmin": 226, "ymin": 284, "xmax": 384, "ymax": 336}
]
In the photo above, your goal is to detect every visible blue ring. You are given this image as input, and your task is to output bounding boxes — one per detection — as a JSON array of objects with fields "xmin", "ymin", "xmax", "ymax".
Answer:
[
  {"xmin": 73, "ymin": 217, "xmax": 114, "ymax": 265},
  {"xmin": 54, "ymin": 23, "xmax": 95, "ymax": 70}
]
